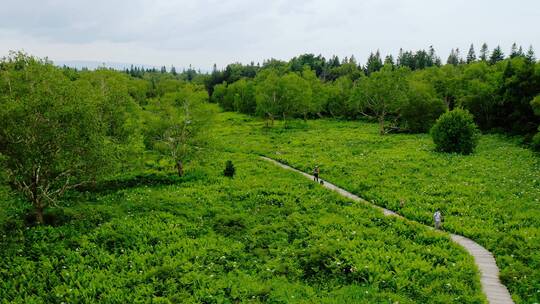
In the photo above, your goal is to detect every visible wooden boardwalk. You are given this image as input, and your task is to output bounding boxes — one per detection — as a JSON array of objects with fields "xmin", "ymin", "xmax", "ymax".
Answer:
[{"xmin": 261, "ymin": 156, "xmax": 514, "ymax": 304}]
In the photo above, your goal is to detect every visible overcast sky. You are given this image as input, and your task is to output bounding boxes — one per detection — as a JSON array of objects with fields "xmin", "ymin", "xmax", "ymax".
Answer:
[{"xmin": 0, "ymin": 0, "xmax": 538, "ymax": 70}]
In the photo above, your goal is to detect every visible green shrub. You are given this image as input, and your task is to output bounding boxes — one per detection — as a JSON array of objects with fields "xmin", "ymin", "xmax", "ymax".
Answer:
[
  {"xmin": 532, "ymin": 131, "xmax": 540, "ymax": 151},
  {"xmin": 430, "ymin": 109, "xmax": 480, "ymax": 154},
  {"xmin": 224, "ymin": 160, "xmax": 236, "ymax": 177},
  {"xmin": 401, "ymin": 82, "xmax": 446, "ymax": 133}
]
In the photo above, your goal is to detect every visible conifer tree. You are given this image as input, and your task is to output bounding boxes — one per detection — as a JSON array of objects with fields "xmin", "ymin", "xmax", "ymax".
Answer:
[
  {"xmin": 510, "ymin": 43, "xmax": 521, "ymax": 58},
  {"xmin": 428, "ymin": 45, "xmax": 441, "ymax": 66},
  {"xmin": 428, "ymin": 45, "xmax": 437, "ymax": 61},
  {"xmin": 384, "ymin": 55, "xmax": 395, "ymax": 66},
  {"xmin": 526, "ymin": 45, "xmax": 536, "ymax": 63},
  {"xmin": 479, "ymin": 43, "xmax": 489, "ymax": 61},
  {"xmin": 489, "ymin": 46, "xmax": 505, "ymax": 64},
  {"xmin": 447, "ymin": 49, "xmax": 459, "ymax": 65},
  {"xmin": 349, "ymin": 55, "xmax": 357, "ymax": 66},
  {"xmin": 466, "ymin": 44, "xmax": 477, "ymax": 63},
  {"xmin": 365, "ymin": 50, "xmax": 383, "ymax": 75},
  {"xmin": 518, "ymin": 46, "xmax": 524, "ymax": 57},
  {"xmin": 397, "ymin": 48, "xmax": 404, "ymax": 66}
]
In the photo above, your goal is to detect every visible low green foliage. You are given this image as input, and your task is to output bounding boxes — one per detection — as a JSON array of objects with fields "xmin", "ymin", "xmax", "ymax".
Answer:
[
  {"xmin": 0, "ymin": 150, "xmax": 485, "ymax": 303},
  {"xmin": 214, "ymin": 112, "xmax": 540, "ymax": 303},
  {"xmin": 430, "ymin": 109, "xmax": 480, "ymax": 155},
  {"xmin": 224, "ymin": 160, "xmax": 236, "ymax": 177}
]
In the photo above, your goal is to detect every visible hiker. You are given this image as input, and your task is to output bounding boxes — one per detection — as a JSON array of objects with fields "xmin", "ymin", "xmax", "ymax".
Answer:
[
  {"xmin": 313, "ymin": 165, "xmax": 320, "ymax": 182},
  {"xmin": 433, "ymin": 209, "xmax": 442, "ymax": 230}
]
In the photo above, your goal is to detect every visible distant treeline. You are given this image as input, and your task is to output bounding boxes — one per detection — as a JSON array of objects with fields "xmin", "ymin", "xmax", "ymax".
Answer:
[{"xmin": 201, "ymin": 43, "xmax": 540, "ymax": 147}]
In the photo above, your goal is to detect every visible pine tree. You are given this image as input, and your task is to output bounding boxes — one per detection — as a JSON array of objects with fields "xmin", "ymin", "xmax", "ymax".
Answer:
[
  {"xmin": 349, "ymin": 55, "xmax": 357, "ymax": 65},
  {"xmin": 428, "ymin": 45, "xmax": 439, "ymax": 66},
  {"xmin": 397, "ymin": 48, "xmax": 404, "ymax": 66},
  {"xmin": 479, "ymin": 43, "xmax": 489, "ymax": 61},
  {"xmin": 510, "ymin": 43, "xmax": 521, "ymax": 58},
  {"xmin": 170, "ymin": 66, "xmax": 177, "ymax": 75},
  {"xmin": 160, "ymin": 66, "xmax": 167, "ymax": 73},
  {"xmin": 466, "ymin": 44, "xmax": 477, "ymax": 63},
  {"xmin": 384, "ymin": 55, "xmax": 395, "ymax": 66},
  {"xmin": 447, "ymin": 49, "xmax": 459, "ymax": 65},
  {"xmin": 518, "ymin": 46, "xmax": 524, "ymax": 57},
  {"xmin": 489, "ymin": 46, "xmax": 505, "ymax": 64},
  {"xmin": 526, "ymin": 45, "xmax": 536, "ymax": 63},
  {"xmin": 224, "ymin": 160, "xmax": 235, "ymax": 177},
  {"xmin": 365, "ymin": 50, "xmax": 383, "ymax": 75},
  {"xmin": 455, "ymin": 48, "xmax": 462, "ymax": 64}
]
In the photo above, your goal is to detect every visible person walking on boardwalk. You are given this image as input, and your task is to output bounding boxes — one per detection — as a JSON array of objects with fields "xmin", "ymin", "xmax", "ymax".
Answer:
[
  {"xmin": 313, "ymin": 165, "xmax": 320, "ymax": 182},
  {"xmin": 433, "ymin": 209, "xmax": 442, "ymax": 230}
]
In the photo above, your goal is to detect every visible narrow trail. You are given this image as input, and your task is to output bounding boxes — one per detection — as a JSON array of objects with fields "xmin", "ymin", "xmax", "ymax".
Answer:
[{"xmin": 261, "ymin": 156, "xmax": 514, "ymax": 304}]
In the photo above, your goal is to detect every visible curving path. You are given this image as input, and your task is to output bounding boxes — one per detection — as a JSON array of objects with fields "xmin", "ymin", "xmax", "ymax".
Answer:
[{"xmin": 261, "ymin": 156, "xmax": 514, "ymax": 304}]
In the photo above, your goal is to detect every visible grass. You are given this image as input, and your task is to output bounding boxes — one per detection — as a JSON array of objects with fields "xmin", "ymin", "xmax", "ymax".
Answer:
[
  {"xmin": 0, "ymin": 150, "xmax": 485, "ymax": 303},
  {"xmin": 213, "ymin": 112, "xmax": 540, "ymax": 303}
]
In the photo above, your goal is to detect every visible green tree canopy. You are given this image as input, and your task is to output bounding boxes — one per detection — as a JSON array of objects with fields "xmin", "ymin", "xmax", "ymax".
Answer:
[
  {"xmin": 0, "ymin": 53, "xmax": 112, "ymax": 223},
  {"xmin": 350, "ymin": 66, "xmax": 409, "ymax": 134}
]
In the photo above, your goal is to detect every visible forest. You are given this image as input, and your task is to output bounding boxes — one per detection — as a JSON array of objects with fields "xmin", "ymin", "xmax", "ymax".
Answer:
[
  {"xmin": 0, "ymin": 43, "xmax": 539, "ymax": 303},
  {"xmin": 207, "ymin": 43, "xmax": 540, "ymax": 141}
]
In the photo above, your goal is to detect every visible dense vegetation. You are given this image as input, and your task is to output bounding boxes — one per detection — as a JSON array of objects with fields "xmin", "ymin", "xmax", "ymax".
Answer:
[
  {"xmin": 1, "ymin": 43, "xmax": 539, "ymax": 303},
  {"xmin": 208, "ymin": 44, "xmax": 540, "ymax": 146},
  {"xmin": 0, "ymin": 147, "xmax": 487, "ymax": 303},
  {"xmin": 0, "ymin": 52, "xmax": 214, "ymax": 223},
  {"xmin": 430, "ymin": 109, "xmax": 480, "ymax": 154},
  {"xmin": 213, "ymin": 113, "xmax": 540, "ymax": 303}
]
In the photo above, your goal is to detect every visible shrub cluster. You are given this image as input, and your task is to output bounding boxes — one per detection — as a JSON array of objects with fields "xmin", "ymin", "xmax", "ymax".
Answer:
[{"xmin": 430, "ymin": 109, "xmax": 480, "ymax": 155}]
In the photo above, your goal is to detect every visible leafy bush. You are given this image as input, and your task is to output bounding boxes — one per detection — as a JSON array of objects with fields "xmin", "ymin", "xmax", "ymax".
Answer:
[
  {"xmin": 224, "ymin": 160, "xmax": 236, "ymax": 177},
  {"xmin": 531, "ymin": 95, "xmax": 540, "ymax": 151},
  {"xmin": 430, "ymin": 109, "xmax": 480, "ymax": 154},
  {"xmin": 401, "ymin": 82, "xmax": 446, "ymax": 133},
  {"xmin": 532, "ymin": 131, "xmax": 540, "ymax": 151}
]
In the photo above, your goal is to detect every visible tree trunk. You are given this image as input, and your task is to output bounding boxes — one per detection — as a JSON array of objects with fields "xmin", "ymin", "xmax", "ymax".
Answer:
[
  {"xmin": 378, "ymin": 116, "xmax": 385, "ymax": 135},
  {"xmin": 176, "ymin": 161, "xmax": 184, "ymax": 177},
  {"xmin": 35, "ymin": 203, "xmax": 44, "ymax": 224}
]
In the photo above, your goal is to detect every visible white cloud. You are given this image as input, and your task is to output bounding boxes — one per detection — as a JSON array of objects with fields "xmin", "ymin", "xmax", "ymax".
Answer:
[{"xmin": 0, "ymin": 0, "xmax": 538, "ymax": 69}]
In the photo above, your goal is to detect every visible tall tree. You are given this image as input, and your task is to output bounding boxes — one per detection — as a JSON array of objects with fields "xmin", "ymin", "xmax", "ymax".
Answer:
[
  {"xmin": 365, "ymin": 50, "xmax": 383, "ymax": 75},
  {"xmin": 428, "ymin": 45, "xmax": 438, "ymax": 64},
  {"xmin": 509, "ymin": 43, "xmax": 524, "ymax": 58},
  {"xmin": 510, "ymin": 43, "xmax": 519, "ymax": 58},
  {"xmin": 467, "ymin": 44, "xmax": 477, "ymax": 63},
  {"xmin": 489, "ymin": 46, "xmax": 505, "ymax": 64},
  {"xmin": 143, "ymin": 84, "xmax": 214, "ymax": 177},
  {"xmin": 447, "ymin": 49, "xmax": 459, "ymax": 65},
  {"xmin": 526, "ymin": 45, "xmax": 536, "ymax": 63},
  {"xmin": 479, "ymin": 43, "xmax": 489, "ymax": 61},
  {"xmin": 0, "ymin": 53, "xmax": 113, "ymax": 223},
  {"xmin": 384, "ymin": 55, "xmax": 395, "ymax": 67},
  {"xmin": 254, "ymin": 70, "xmax": 311, "ymax": 125},
  {"xmin": 350, "ymin": 66, "xmax": 408, "ymax": 135}
]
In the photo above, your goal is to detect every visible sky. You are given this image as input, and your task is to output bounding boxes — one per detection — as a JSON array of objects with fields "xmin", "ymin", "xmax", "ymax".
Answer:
[{"xmin": 0, "ymin": 0, "xmax": 538, "ymax": 70}]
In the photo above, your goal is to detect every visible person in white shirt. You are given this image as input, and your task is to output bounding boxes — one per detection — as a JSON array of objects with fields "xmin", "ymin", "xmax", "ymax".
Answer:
[{"xmin": 433, "ymin": 209, "xmax": 442, "ymax": 230}]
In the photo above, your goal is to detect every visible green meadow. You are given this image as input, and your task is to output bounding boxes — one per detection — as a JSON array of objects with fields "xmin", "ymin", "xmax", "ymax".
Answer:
[
  {"xmin": 214, "ymin": 112, "xmax": 540, "ymax": 303},
  {"xmin": 0, "ymin": 115, "xmax": 489, "ymax": 303}
]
